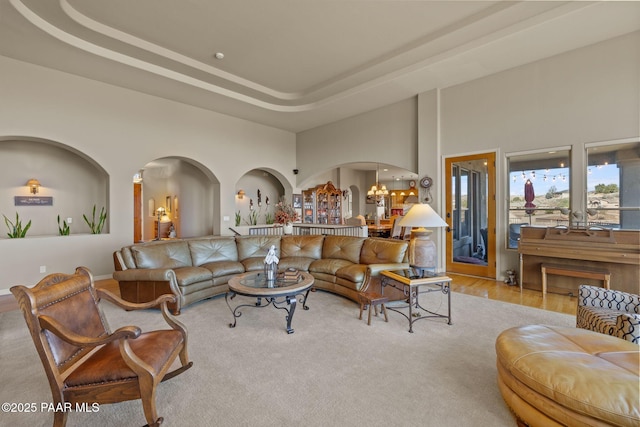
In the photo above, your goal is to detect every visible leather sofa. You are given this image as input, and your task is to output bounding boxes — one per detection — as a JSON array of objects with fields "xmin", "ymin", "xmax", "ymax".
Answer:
[
  {"xmin": 113, "ymin": 235, "xmax": 409, "ymax": 314},
  {"xmin": 496, "ymin": 325, "xmax": 639, "ymax": 427}
]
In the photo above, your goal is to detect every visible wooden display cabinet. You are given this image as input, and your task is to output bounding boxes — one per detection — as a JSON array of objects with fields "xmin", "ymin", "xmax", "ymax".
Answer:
[{"xmin": 302, "ymin": 181, "xmax": 342, "ymax": 225}]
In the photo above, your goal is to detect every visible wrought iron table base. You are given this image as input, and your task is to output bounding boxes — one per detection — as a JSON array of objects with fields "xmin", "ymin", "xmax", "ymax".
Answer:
[
  {"xmin": 381, "ymin": 277, "xmax": 452, "ymax": 333},
  {"xmin": 226, "ymin": 290, "xmax": 310, "ymax": 334}
]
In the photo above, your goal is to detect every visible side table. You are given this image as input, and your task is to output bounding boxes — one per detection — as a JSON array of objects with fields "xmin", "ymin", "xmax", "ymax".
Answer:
[{"xmin": 380, "ymin": 269, "xmax": 452, "ymax": 333}]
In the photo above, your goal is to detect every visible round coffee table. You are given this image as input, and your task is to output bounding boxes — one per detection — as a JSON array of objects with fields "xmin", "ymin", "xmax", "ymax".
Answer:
[{"xmin": 226, "ymin": 271, "xmax": 314, "ymax": 334}]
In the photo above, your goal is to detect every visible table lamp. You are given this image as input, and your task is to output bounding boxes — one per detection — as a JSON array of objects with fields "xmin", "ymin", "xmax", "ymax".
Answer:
[{"xmin": 398, "ymin": 203, "xmax": 448, "ymax": 275}]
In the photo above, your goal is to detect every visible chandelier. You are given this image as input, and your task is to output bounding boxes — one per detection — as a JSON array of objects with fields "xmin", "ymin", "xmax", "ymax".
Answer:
[{"xmin": 367, "ymin": 164, "xmax": 388, "ymax": 199}]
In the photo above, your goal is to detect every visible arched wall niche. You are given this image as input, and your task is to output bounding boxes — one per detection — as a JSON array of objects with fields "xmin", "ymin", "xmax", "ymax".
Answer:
[
  {"xmin": 0, "ymin": 136, "xmax": 109, "ymax": 237},
  {"xmin": 140, "ymin": 156, "xmax": 218, "ymax": 239},
  {"xmin": 235, "ymin": 168, "xmax": 289, "ymax": 226}
]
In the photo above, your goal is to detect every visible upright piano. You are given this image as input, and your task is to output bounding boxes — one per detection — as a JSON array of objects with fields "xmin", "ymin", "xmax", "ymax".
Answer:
[{"xmin": 518, "ymin": 226, "xmax": 639, "ymax": 295}]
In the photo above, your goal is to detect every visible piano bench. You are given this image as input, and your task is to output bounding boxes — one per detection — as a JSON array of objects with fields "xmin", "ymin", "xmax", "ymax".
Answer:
[{"xmin": 541, "ymin": 263, "xmax": 610, "ymax": 296}]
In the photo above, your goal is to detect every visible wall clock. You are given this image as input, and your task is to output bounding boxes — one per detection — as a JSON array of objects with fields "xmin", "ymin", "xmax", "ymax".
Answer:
[{"xmin": 420, "ymin": 176, "xmax": 433, "ymax": 189}]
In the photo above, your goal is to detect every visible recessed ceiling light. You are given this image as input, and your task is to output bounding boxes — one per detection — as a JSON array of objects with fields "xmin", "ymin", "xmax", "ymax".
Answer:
[{"xmin": 214, "ymin": 52, "xmax": 224, "ymax": 60}]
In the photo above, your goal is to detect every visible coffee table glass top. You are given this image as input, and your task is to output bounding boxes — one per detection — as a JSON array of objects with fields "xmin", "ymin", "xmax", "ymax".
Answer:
[
  {"xmin": 236, "ymin": 272, "xmax": 304, "ymax": 288},
  {"xmin": 229, "ymin": 271, "xmax": 314, "ymax": 297}
]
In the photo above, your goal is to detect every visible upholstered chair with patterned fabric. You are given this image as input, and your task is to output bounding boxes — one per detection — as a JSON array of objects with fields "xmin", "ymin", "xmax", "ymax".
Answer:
[{"xmin": 576, "ymin": 284, "xmax": 640, "ymax": 344}]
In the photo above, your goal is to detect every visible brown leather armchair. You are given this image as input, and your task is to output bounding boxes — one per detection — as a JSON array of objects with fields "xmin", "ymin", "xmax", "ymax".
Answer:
[{"xmin": 11, "ymin": 266, "xmax": 192, "ymax": 427}]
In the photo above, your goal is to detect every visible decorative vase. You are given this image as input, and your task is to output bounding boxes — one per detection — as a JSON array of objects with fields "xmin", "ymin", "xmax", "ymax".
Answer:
[{"xmin": 283, "ymin": 222, "xmax": 293, "ymax": 235}]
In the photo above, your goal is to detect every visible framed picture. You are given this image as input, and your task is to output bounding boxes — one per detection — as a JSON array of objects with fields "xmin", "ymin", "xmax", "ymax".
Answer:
[
  {"xmin": 166, "ymin": 196, "xmax": 172, "ymax": 213},
  {"xmin": 292, "ymin": 194, "xmax": 302, "ymax": 209}
]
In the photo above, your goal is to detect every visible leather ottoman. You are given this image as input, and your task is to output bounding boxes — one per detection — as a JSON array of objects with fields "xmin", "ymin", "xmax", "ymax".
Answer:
[{"xmin": 496, "ymin": 325, "xmax": 639, "ymax": 427}]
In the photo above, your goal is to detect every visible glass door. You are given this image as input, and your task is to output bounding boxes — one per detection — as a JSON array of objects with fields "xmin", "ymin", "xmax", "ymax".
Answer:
[{"xmin": 445, "ymin": 153, "xmax": 496, "ymax": 278}]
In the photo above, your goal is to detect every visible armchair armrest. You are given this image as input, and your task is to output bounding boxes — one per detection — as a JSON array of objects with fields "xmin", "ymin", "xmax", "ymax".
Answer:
[
  {"xmin": 98, "ymin": 288, "xmax": 188, "ymax": 337},
  {"xmin": 615, "ymin": 312, "xmax": 640, "ymax": 344},
  {"xmin": 98, "ymin": 288, "xmax": 176, "ymax": 310},
  {"xmin": 38, "ymin": 314, "xmax": 140, "ymax": 347}
]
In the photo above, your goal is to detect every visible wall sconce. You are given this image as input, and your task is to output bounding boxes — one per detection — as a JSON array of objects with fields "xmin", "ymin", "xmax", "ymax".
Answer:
[
  {"xmin": 26, "ymin": 179, "xmax": 40, "ymax": 194},
  {"xmin": 237, "ymin": 189, "xmax": 245, "ymax": 199}
]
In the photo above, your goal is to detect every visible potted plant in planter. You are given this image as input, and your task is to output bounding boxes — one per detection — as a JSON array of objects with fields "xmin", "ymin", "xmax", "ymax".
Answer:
[
  {"xmin": 83, "ymin": 205, "xmax": 107, "ymax": 234},
  {"xmin": 3, "ymin": 212, "xmax": 31, "ymax": 238},
  {"xmin": 57, "ymin": 215, "xmax": 70, "ymax": 236}
]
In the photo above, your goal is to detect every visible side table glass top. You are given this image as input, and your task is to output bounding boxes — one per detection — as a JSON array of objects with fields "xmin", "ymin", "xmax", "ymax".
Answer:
[{"xmin": 381, "ymin": 268, "xmax": 451, "ymax": 284}]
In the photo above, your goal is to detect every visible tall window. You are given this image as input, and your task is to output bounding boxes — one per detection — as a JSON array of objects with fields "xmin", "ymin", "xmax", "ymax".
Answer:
[
  {"xmin": 507, "ymin": 150, "xmax": 571, "ymax": 249},
  {"xmin": 586, "ymin": 141, "xmax": 640, "ymax": 230}
]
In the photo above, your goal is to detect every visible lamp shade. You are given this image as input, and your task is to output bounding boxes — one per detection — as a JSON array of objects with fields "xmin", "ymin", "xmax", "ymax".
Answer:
[
  {"xmin": 398, "ymin": 203, "xmax": 447, "ymax": 229},
  {"xmin": 398, "ymin": 203, "xmax": 447, "ymax": 271}
]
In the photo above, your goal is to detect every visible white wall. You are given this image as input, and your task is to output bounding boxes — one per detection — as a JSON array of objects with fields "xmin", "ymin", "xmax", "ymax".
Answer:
[
  {"xmin": 296, "ymin": 97, "xmax": 418, "ymax": 184},
  {"xmin": 0, "ymin": 56, "xmax": 296, "ymax": 293}
]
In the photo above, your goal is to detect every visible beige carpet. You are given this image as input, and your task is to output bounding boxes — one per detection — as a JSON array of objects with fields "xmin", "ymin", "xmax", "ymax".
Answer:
[{"xmin": 0, "ymin": 289, "xmax": 574, "ymax": 427}]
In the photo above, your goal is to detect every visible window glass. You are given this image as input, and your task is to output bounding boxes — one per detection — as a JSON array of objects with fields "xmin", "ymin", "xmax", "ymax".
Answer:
[
  {"xmin": 586, "ymin": 142, "xmax": 640, "ymax": 230},
  {"xmin": 507, "ymin": 150, "xmax": 571, "ymax": 248}
]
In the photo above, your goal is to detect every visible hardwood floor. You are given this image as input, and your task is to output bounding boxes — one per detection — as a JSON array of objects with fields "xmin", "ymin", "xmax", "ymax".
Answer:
[{"xmin": 0, "ymin": 274, "xmax": 577, "ymax": 315}]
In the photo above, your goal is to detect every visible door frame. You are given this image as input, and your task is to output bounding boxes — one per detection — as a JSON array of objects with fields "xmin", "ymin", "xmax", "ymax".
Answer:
[{"xmin": 445, "ymin": 152, "xmax": 496, "ymax": 278}]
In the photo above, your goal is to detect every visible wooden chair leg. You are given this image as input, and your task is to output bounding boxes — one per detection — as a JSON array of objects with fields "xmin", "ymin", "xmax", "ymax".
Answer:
[
  {"xmin": 53, "ymin": 409, "xmax": 68, "ymax": 427},
  {"xmin": 140, "ymin": 381, "xmax": 162, "ymax": 427},
  {"xmin": 367, "ymin": 303, "xmax": 373, "ymax": 325},
  {"xmin": 381, "ymin": 304, "xmax": 388, "ymax": 322},
  {"xmin": 359, "ymin": 302, "xmax": 365, "ymax": 320}
]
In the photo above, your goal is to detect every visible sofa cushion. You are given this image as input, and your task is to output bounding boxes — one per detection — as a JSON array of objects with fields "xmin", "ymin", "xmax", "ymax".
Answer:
[
  {"xmin": 200, "ymin": 260, "xmax": 245, "ymax": 278},
  {"xmin": 321, "ymin": 236, "xmax": 365, "ymax": 265},
  {"xmin": 279, "ymin": 257, "xmax": 316, "ymax": 271},
  {"xmin": 309, "ymin": 258, "xmax": 354, "ymax": 275},
  {"xmin": 173, "ymin": 266, "xmax": 213, "ymax": 286},
  {"xmin": 335, "ymin": 264, "xmax": 367, "ymax": 290},
  {"xmin": 359, "ymin": 238, "xmax": 408, "ymax": 264},
  {"xmin": 188, "ymin": 237, "xmax": 239, "ymax": 266},
  {"xmin": 132, "ymin": 241, "xmax": 192, "ymax": 269}
]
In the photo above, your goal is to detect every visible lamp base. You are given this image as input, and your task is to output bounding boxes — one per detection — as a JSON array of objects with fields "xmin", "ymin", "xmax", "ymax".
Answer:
[{"xmin": 408, "ymin": 229, "xmax": 437, "ymax": 270}]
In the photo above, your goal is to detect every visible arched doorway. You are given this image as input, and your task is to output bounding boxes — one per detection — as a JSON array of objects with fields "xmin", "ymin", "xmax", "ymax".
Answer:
[{"xmin": 135, "ymin": 157, "xmax": 218, "ymax": 241}]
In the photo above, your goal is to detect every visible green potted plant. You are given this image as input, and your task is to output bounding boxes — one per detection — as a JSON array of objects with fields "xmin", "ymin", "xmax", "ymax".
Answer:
[
  {"xmin": 3, "ymin": 212, "xmax": 31, "ymax": 238},
  {"xmin": 57, "ymin": 215, "xmax": 70, "ymax": 236},
  {"xmin": 83, "ymin": 205, "xmax": 107, "ymax": 234},
  {"xmin": 245, "ymin": 210, "xmax": 258, "ymax": 226}
]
